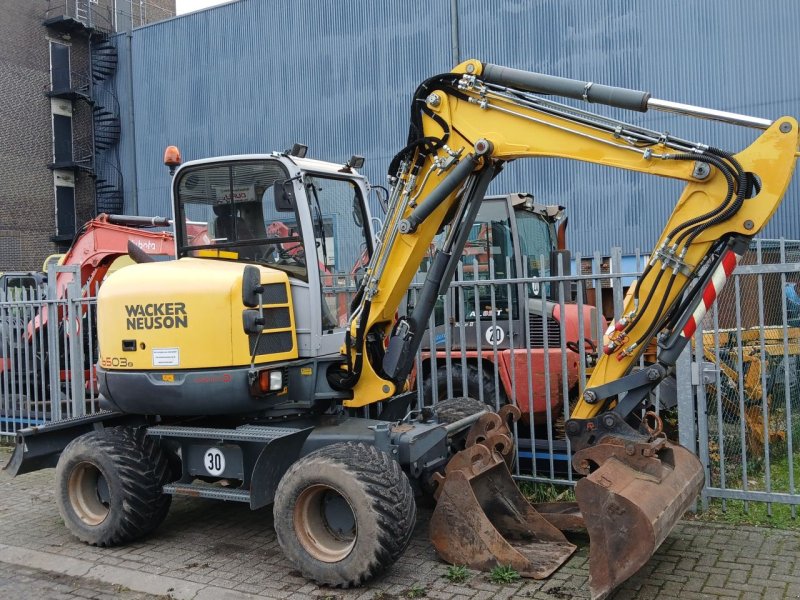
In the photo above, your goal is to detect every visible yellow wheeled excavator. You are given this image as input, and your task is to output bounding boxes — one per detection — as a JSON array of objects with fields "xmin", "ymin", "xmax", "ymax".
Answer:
[{"xmin": 5, "ymin": 60, "xmax": 798, "ymax": 600}]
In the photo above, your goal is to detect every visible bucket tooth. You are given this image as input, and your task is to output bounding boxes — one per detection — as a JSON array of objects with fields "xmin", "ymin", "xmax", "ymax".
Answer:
[
  {"xmin": 430, "ymin": 444, "xmax": 576, "ymax": 579},
  {"xmin": 573, "ymin": 439, "xmax": 704, "ymax": 600}
]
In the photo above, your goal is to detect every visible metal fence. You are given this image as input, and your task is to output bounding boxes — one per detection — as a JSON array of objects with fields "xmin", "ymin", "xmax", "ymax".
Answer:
[
  {"xmin": 0, "ymin": 265, "xmax": 99, "ymax": 437},
  {"xmin": 2, "ymin": 246, "xmax": 799, "ymax": 513},
  {"xmin": 691, "ymin": 239, "xmax": 800, "ymax": 513}
]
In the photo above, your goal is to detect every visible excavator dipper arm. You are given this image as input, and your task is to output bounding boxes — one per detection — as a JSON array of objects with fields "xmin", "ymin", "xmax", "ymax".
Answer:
[{"xmin": 335, "ymin": 59, "xmax": 797, "ymax": 599}]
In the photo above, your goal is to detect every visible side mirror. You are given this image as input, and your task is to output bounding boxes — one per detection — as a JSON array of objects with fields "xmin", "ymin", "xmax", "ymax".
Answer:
[
  {"xmin": 273, "ymin": 181, "xmax": 295, "ymax": 212},
  {"xmin": 241, "ymin": 265, "xmax": 263, "ymax": 308}
]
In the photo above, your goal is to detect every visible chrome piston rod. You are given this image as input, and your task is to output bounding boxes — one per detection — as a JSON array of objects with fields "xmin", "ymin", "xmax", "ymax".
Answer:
[{"xmin": 647, "ymin": 98, "xmax": 772, "ymax": 130}]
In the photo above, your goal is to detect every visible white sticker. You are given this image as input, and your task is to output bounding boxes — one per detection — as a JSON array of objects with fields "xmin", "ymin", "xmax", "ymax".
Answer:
[
  {"xmin": 486, "ymin": 325, "xmax": 505, "ymax": 345},
  {"xmin": 152, "ymin": 347, "xmax": 180, "ymax": 367},
  {"xmin": 204, "ymin": 447, "xmax": 225, "ymax": 476}
]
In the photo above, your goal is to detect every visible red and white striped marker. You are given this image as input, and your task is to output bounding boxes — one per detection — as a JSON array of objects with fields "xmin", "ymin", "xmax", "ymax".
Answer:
[{"xmin": 680, "ymin": 250, "xmax": 740, "ymax": 339}]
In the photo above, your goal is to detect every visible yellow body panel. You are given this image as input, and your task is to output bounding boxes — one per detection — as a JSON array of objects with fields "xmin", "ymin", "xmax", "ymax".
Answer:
[{"xmin": 97, "ymin": 257, "xmax": 296, "ymax": 370}]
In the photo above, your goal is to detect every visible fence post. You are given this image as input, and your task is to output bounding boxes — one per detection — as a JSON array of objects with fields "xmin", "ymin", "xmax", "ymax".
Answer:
[
  {"xmin": 676, "ymin": 345, "xmax": 696, "ymax": 454},
  {"xmin": 64, "ymin": 266, "xmax": 86, "ymax": 417},
  {"xmin": 46, "ymin": 264, "xmax": 62, "ymax": 420},
  {"xmin": 676, "ymin": 344, "xmax": 698, "ymax": 512},
  {"xmin": 610, "ymin": 247, "xmax": 624, "ymax": 320}
]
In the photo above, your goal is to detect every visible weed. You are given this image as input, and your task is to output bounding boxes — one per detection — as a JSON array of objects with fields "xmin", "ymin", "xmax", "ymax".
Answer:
[
  {"xmin": 489, "ymin": 564, "xmax": 520, "ymax": 584},
  {"xmin": 517, "ymin": 481, "xmax": 575, "ymax": 504},
  {"xmin": 404, "ymin": 583, "xmax": 427, "ymax": 598},
  {"xmin": 444, "ymin": 564, "xmax": 469, "ymax": 583}
]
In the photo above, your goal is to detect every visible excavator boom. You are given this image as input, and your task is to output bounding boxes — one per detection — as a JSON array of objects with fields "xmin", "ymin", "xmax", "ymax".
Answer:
[{"xmin": 338, "ymin": 60, "xmax": 798, "ymax": 599}]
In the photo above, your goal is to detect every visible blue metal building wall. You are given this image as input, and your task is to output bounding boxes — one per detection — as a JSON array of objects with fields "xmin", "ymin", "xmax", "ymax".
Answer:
[{"xmin": 114, "ymin": 0, "xmax": 800, "ymax": 254}]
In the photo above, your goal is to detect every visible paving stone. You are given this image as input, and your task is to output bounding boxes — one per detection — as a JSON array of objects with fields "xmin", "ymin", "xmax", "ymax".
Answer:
[{"xmin": 2, "ymin": 447, "xmax": 800, "ymax": 600}]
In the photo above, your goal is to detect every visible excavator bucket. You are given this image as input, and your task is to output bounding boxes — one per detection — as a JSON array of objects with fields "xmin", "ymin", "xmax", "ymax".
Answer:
[
  {"xmin": 572, "ymin": 436, "xmax": 704, "ymax": 600},
  {"xmin": 430, "ymin": 407, "xmax": 576, "ymax": 578}
]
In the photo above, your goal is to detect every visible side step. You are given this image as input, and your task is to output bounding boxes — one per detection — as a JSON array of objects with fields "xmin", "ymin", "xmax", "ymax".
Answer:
[
  {"xmin": 162, "ymin": 482, "xmax": 251, "ymax": 503},
  {"xmin": 147, "ymin": 424, "xmax": 305, "ymax": 442},
  {"xmin": 148, "ymin": 423, "xmax": 313, "ymax": 510}
]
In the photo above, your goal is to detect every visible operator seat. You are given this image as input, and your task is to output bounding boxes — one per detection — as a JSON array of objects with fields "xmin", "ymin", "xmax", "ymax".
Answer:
[{"xmin": 213, "ymin": 205, "xmax": 263, "ymax": 260}]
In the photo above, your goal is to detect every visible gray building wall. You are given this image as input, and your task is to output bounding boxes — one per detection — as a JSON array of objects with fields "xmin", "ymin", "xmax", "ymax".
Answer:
[
  {"xmin": 114, "ymin": 0, "xmax": 800, "ymax": 255},
  {"xmin": 0, "ymin": 0, "xmax": 79, "ymax": 271},
  {"xmin": 0, "ymin": 0, "xmax": 175, "ymax": 271}
]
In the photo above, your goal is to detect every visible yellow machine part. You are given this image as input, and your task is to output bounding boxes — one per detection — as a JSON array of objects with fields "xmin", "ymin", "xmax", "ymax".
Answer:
[{"xmin": 97, "ymin": 258, "xmax": 297, "ymax": 370}]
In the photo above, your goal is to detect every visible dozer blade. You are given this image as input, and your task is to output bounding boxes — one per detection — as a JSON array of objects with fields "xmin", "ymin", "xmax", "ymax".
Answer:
[
  {"xmin": 430, "ymin": 441, "xmax": 576, "ymax": 578},
  {"xmin": 573, "ymin": 437, "xmax": 704, "ymax": 600}
]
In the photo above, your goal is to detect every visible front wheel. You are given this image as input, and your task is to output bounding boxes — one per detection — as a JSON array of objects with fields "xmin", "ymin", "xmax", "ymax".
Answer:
[{"xmin": 273, "ymin": 442, "xmax": 416, "ymax": 587}]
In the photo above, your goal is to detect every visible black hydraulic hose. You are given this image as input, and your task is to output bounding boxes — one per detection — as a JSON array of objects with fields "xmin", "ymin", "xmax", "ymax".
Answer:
[
  {"xmin": 625, "ymin": 151, "xmax": 737, "ymax": 325},
  {"xmin": 629, "ymin": 269, "xmax": 680, "ymax": 349},
  {"xmin": 389, "ymin": 74, "xmax": 466, "ymax": 177},
  {"xmin": 682, "ymin": 151, "xmax": 750, "ymax": 247},
  {"xmin": 329, "ymin": 299, "xmax": 372, "ymax": 391},
  {"xmin": 658, "ymin": 244, "xmax": 724, "ymax": 334},
  {"xmin": 664, "ymin": 153, "xmax": 737, "ymax": 242}
]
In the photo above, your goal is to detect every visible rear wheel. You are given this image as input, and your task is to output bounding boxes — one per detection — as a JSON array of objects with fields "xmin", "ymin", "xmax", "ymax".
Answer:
[
  {"xmin": 273, "ymin": 442, "xmax": 416, "ymax": 587},
  {"xmin": 423, "ymin": 363, "xmax": 508, "ymax": 409},
  {"xmin": 55, "ymin": 426, "xmax": 172, "ymax": 546}
]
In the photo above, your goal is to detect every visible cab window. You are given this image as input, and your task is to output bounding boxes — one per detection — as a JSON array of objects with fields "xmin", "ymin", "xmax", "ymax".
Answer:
[
  {"xmin": 458, "ymin": 200, "xmax": 518, "ymax": 321},
  {"xmin": 176, "ymin": 161, "xmax": 308, "ymax": 281}
]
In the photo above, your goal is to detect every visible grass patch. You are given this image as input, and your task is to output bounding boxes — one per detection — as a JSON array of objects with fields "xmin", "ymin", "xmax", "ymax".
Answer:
[
  {"xmin": 444, "ymin": 565, "xmax": 469, "ymax": 584},
  {"xmin": 694, "ymin": 447, "xmax": 800, "ymax": 529},
  {"xmin": 489, "ymin": 565, "xmax": 520, "ymax": 584},
  {"xmin": 517, "ymin": 481, "xmax": 575, "ymax": 504},
  {"xmin": 403, "ymin": 584, "xmax": 426, "ymax": 598},
  {"xmin": 694, "ymin": 498, "xmax": 800, "ymax": 529}
]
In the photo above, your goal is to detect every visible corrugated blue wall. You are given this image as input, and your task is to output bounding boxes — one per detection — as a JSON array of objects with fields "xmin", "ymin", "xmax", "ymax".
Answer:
[{"xmin": 114, "ymin": 0, "xmax": 800, "ymax": 254}]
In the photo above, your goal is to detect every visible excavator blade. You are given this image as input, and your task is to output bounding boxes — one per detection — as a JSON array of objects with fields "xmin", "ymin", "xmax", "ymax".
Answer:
[
  {"xmin": 430, "ymin": 443, "xmax": 576, "ymax": 578},
  {"xmin": 573, "ymin": 438, "xmax": 704, "ymax": 600}
]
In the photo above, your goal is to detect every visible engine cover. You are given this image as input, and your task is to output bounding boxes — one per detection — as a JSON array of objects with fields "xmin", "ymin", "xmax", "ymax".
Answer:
[{"xmin": 96, "ymin": 258, "xmax": 297, "ymax": 414}]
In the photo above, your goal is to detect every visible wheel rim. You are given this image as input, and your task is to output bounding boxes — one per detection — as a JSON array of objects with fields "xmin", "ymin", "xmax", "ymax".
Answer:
[
  {"xmin": 68, "ymin": 461, "xmax": 110, "ymax": 526},
  {"xmin": 293, "ymin": 484, "xmax": 356, "ymax": 562}
]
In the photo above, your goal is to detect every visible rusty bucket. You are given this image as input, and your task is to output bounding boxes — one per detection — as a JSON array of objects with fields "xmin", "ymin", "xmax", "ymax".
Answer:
[
  {"xmin": 573, "ymin": 437, "xmax": 704, "ymax": 600},
  {"xmin": 430, "ymin": 408, "xmax": 576, "ymax": 578}
]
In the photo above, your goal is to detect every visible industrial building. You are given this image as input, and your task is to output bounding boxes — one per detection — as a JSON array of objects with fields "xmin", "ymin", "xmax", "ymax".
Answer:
[
  {"xmin": 106, "ymin": 0, "xmax": 800, "ymax": 261},
  {"xmin": 0, "ymin": 0, "xmax": 175, "ymax": 271},
  {"xmin": 3, "ymin": 0, "xmax": 799, "ymax": 269}
]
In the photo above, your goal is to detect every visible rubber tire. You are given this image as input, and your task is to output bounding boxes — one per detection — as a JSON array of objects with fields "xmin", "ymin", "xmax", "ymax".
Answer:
[
  {"xmin": 422, "ymin": 363, "xmax": 508, "ymax": 409},
  {"xmin": 273, "ymin": 442, "xmax": 416, "ymax": 587},
  {"xmin": 433, "ymin": 396, "xmax": 491, "ymax": 425},
  {"xmin": 55, "ymin": 426, "xmax": 172, "ymax": 547}
]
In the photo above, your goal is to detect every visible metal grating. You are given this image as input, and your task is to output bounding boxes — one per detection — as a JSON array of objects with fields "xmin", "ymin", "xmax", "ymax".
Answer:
[
  {"xmin": 148, "ymin": 424, "xmax": 300, "ymax": 442},
  {"xmin": 263, "ymin": 307, "xmax": 291, "ymax": 329},
  {"xmin": 249, "ymin": 331, "xmax": 293, "ymax": 356},
  {"xmin": 261, "ymin": 283, "xmax": 288, "ymax": 305},
  {"xmin": 528, "ymin": 315, "xmax": 562, "ymax": 348}
]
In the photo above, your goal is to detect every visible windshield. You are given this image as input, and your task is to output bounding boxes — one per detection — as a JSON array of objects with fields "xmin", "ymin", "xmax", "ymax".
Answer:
[{"xmin": 176, "ymin": 160, "xmax": 309, "ymax": 281}]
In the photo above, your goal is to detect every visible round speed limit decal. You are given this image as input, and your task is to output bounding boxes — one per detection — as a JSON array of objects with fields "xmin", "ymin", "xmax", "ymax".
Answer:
[{"xmin": 204, "ymin": 447, "xmax": 226, "ymax": 476}]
